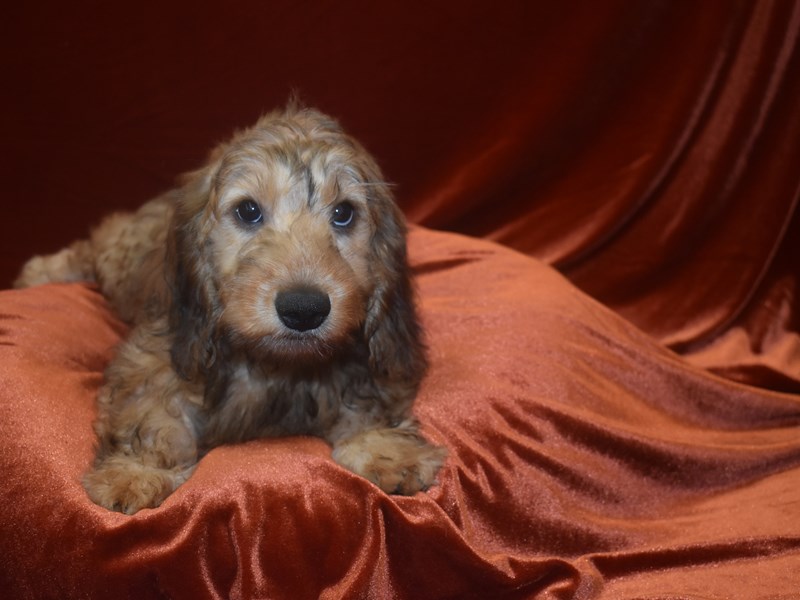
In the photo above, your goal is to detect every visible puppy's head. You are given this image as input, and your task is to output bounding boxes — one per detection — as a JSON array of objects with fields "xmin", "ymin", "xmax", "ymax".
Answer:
[{"xmin": 168, "ymin": 105, "xmax": 426, "ymax": 388}]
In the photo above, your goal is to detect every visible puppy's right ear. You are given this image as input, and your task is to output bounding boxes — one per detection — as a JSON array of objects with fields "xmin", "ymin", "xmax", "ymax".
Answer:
[{"xmin": 166, "ymin": 165, "xmax": 220, "ymax": 381}]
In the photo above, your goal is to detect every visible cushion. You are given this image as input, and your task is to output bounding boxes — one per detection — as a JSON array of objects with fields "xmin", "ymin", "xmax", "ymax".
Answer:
[{"xmin": 1, "ymin": 226, "xmax": 799, "ymax": 598}]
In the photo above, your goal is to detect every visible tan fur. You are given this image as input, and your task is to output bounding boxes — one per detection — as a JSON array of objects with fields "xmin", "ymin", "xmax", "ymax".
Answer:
[{"xmin": 15, "ymin": 104, "xmax": 445, "ymax": 514}]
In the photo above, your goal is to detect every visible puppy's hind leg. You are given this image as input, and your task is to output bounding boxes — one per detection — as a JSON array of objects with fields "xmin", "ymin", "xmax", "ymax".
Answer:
[{"xmin": 14, "ymin": 239, "xmax": 96, "ymax": 288}]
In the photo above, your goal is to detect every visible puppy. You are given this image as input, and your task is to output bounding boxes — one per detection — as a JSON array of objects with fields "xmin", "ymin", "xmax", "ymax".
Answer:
[{"xmin": 15, "ymin": 104, "xmax": 445, "ymax": 514}]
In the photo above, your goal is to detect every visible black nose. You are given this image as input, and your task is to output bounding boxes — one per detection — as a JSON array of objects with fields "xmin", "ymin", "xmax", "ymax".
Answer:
[{"xmin": 274, "ymin": 288, "xmax": 331, "ymax": 332}]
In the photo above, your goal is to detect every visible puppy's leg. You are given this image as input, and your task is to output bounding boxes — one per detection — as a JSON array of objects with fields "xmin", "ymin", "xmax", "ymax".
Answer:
[
  {"xmin": 13, "ymin": 239, "xmax": 96, "ymax": 288},
  {"xmin": 329, "ymin": 413, "xmax": 446, "ymax": 495},
  {"xmin": 83, "ymin": 321, "xmax": 203, "ymax": 514},
  {"xmin": 84, "ymin": 444, "xmax": 196, "ymax": 515}
]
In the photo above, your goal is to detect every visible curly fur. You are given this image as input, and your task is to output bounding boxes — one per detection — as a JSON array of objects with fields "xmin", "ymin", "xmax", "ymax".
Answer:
[{"xmin": 15, "ymin": 104, "xmax": 445, "ymax": 514}]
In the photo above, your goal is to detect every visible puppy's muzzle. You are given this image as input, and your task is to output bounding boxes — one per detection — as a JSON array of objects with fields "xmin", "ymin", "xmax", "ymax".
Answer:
[{"xmin": 275, "ymin": 287, "xmax": 331, "ymax": 332}]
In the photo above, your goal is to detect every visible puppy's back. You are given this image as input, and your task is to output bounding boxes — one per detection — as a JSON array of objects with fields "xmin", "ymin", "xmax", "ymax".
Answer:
[{"xmin": 15, "ymin": 195, "xmax": 174, "ymax": 324}]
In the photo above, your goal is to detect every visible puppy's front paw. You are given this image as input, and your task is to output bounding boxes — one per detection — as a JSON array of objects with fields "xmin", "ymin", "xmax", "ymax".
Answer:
[
  {"xmin": 83, "ymin": 455, "xmax": 192, "ymax": 514},
  {"xmin": 332, "ymin": 425, "xmax": 446, "ymax": 495}
]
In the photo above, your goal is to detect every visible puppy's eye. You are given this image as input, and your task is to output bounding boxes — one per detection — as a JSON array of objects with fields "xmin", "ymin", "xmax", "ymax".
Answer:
[
  {"xmin": 234, "ymin": 199, "xmax": 263, "ymax": 225},
  {"xmin": 331, "ymin": 201, "xmax": 355, "ymax": 229}
]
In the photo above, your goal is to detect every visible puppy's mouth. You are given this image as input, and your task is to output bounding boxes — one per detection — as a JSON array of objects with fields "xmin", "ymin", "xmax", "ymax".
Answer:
[
  {"xmin": 275, "ymin": 329, "xmax": 336, "ymax": 356},
  {"xmin": 242, "ymin": 328, "xmax": 350, "ymax": 367}
]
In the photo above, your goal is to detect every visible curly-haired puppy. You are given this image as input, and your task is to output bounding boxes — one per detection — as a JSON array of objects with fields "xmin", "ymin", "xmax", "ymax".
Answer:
[{"xmin": 15, "ymin": 104, "xmax": 446, "ymax": 514}]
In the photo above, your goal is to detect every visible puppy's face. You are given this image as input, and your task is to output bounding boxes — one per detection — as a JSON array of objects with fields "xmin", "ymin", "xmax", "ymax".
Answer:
[{"xmin": 179, "ymin": 110, "xmax": 393, "ymax": 363}]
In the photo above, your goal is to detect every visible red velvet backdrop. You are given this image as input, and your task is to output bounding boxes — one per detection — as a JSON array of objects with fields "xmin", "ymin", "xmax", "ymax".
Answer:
[{"xmin": 3, "ymin": 3, "xmax": 798, "ymax": 388}]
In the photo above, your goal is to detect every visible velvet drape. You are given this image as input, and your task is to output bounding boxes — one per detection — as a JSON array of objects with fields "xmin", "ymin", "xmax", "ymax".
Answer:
[{"xmin": 1, "ymin": 2, "xmax": 798, "ymax": 598}]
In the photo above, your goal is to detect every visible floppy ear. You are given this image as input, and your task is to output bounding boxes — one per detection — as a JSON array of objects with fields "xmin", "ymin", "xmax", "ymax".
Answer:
[
  {"xmin": 363, "ymin": 182, "xmax": 428, "ymax": 393},
  {"xmin": 166, "ymin": 167, "xmax": 222, "ymax": 381}
]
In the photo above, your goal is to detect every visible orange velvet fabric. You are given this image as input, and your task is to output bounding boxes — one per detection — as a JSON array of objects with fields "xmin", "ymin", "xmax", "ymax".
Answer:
[
  {"xmin": 2, "ymin": 1, "xmax": 800, "ymax": 598},
  {"xmin": 2, "ymin": 228, "xmax": 799, "ymax": 599}
]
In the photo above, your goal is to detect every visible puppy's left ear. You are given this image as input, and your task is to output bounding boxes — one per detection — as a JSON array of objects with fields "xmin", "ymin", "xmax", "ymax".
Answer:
[{"xmin": 363, "ymin": 182, "xmax": 428, "ymax": 395}]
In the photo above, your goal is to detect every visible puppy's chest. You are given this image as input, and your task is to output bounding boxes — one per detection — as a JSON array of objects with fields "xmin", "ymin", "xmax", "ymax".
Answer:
[{"xmin": 201, "ymin": 364, "xmax": 345, "ymax": 445}]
